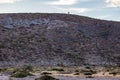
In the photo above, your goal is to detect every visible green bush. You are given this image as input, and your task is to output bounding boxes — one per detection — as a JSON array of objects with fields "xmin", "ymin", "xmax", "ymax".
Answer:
[
  {"xmin": 73, "ymin": 72, "xmax": 80, "ymax": 75},
  {"xmin": 81, "ymin": 68, "xmax": 96, "ymax": 78},
  {"xmin": 85, "ymin": 66, "xmax": 91, "ymax": 69},
  {"xmin": 81, "ymin": 69, "xmax": 96, "ymax": 75},
  {"xmin": 109, "ymin": 72, "xmax": 117, "ymax": 76},
  {"xmin": 86, "ymin": 75, "xmax": 94, "ymax": 78},
  {"xmin": 75, "ymin": 70, "xmax": 79, "ymax": 72},
  {"xmin": 11, "ymin": 70, "xmax": 33, "ymax": 78},
  {"xmin": 12, "ymin": 68, "xmax": 21, "ymax": 74},
  {"xmin": 51, "ymin": 68, "xmax": 64, "ymax": 71},
  {"xmin": 41, "ymin": 72, "xmax": 52, "ymax": 75},
  {"xmin": 35, "ymin": 75, "xmax": 59, "ymax": 80},
  {"xmin": 84, "ymin": 72, "xmax": 92, "ymax": 75},
  {"xmin": 0, "ymin": 68, "xmax": 7, "ymax": 72}
]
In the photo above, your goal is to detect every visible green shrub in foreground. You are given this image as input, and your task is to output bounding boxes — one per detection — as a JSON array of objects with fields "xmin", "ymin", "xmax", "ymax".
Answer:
[
  {"xmin": 35, "ymin": 75, "xmax": 59, "ymax": 80},
  {"xmin": 109, "ymin": 72, "xmax": 118, "ymax": 76},
  {"xmin": 41, "ymin": 72, "xmax": 52, "ymax": 75},
  {"xmin": 11, "ymin": 71, "xmax": 33, "ymax": 78},
  {"xmin": 86, "ymin": 75, "xmax": 94, "ymax": 78},
  {"xmin": 0, "ymin": 68, "xmax": 7, "ymax": 72},
  {"xmin": 73, "ymin": 72, "xmax": 80, "ymax": 75},
  {"xmin": 51, "ymin": 68, "xmax": 64, "ymax": 71}
]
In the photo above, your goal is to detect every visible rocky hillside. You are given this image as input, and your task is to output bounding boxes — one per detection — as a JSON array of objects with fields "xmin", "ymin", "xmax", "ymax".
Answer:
[{"xmin": 0, "ymin": 13, "xmax": 120, "ymax": 67}]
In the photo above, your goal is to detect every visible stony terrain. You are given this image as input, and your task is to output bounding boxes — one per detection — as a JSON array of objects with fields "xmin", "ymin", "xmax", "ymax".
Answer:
[
  {"xmin": 0, "ymin": 76, "xmax": 120, "ymax": 80},
  {"xmin": 0, "ymin": 13, "xmax": 120, "ymax": 67}
]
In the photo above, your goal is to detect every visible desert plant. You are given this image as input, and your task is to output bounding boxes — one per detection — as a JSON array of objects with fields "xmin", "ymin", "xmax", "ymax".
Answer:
[
  {"xmin": 35, "ymin": 75, "xmax": 59, "ymax": 80},
  {"xmin": 84, "ymin": 72, "xmax": 93, "ymax": 75},
  {"xmin": 73, "ymin": 70, "xmax": 80, "ymax": 75},
  {"xmin": 85, "ymin": 66, "xmax": 91, "ymax": 69},
  {"xmin": 81, "ymin": 69, "xmax": 96, "ymax": 74},
  {"xmin": 11, "ymin": 70, "xmax": 33, "ymax": 78},
  {"xmin": 51, "ymin": 68, "xmax": 64, "ymax": 71},
  {"xmin": 81, "ymin": 68, "xmax": 96, "ymax": 78},
  {"xmin": 75, "ymin": 70, "xmax": 79, "ymax": 72},
  {"xmin": 109, "ymin": 72, "xmax": 117, "ymax": 76},
  {"xmin": 11, "ymin": 68, "xmax": 21, "ymax": 74},
  {"xmin": 0, "ymin": 68, "xmax": 7, "ymax": 72},
  {"xmin": 73, "ymin": 72, "xmax": 80, "ymax": 75},
  {"xmin": 86, "ymin": 75, "xmax": 94, "ymax": 78},
  {"xmin": 41, "ymin": 72, "xmax": 52, "ymax": 75}
]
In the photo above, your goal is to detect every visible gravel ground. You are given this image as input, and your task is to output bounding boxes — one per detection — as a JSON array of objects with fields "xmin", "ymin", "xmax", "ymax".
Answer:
[
  {"xmin": 55, "ymin": 76, "xmax": 120, "ymax": 80},
  {"xmin": 0, "ymin": 76, "xmax": 120, "ymax": 80}
]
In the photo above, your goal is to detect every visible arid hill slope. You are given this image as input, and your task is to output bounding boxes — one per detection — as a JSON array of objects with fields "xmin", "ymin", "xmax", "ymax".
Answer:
[{"xmin": 0, "ymin": 13, "xmax": 120, "ymax": 67}]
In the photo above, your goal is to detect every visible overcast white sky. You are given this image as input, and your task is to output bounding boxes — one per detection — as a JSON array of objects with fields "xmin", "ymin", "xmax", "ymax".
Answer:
[{"xmin": 0, "ymin": 0, "xmax": 120, "ymax": 21}]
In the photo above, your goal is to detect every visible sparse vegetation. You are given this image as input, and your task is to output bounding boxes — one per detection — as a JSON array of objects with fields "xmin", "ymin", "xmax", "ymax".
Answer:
[
  {"xmin": 0, "ymin": 13, "xmax": 120, "ymax": 80},
  {"xmin": 0, "ymin": 66, "xmax": 120, "ymax": 80},
  {"xmin": 109, "ymin": 72, "xmax": 117, "ymax": 76},
  {"xmin": 75, "ymin": 70, "xmax": 79, "ymax": 72},
  {"xmin": 11, "ymin": 70, "xmax": 33, "ymax": 78},
  {"xmin": 83, "ymin": 71, "xmax": 92, "ymax": 75},
  {"xmin": 35, "ymin": 75, "xmax": 59, "ymax": 80},
  {"xmin": 51, "ymin": 68, "xmax": 64, "ymax": 71},
  {"xmin": 109, "ymin": 71, "xmax": 120, "ymax": 76},
  {"xmin": 41, "ymin": 71, "xmax": 52, "ymax": 75},
  {"xmin": 80, "ymin": 67, "xmax": 96, "ymax": 78},
  {"xmin": 73, "ymin": 72, "xmax": 80, "ymax": 75},
  {"xmin": 86, "ymin": 75, "xmax": 94, "ymax": 78},
  {"xmin": 0, "ymin": 68, "xmax": 7, "ymax": 72},
  {"xmin": 73, "ymin": 69, "xmax": 80, "ymax": 75}
]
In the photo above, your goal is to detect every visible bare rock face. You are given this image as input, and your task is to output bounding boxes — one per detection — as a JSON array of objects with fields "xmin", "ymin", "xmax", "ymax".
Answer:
[{"xmin": 0, "ymin": 13, "xmax": 120, "ymax": 67}]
